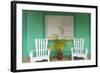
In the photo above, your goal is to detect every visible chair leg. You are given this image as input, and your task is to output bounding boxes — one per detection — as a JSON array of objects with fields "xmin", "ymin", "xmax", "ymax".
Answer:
[
  {"xmin": 85, "ymin": 49, "xmax": 88, "ymax": 60},
  {"xmin": 29, "ymin": 51, "xmax": 33, "ymax": 63},
  {"xmin": 71, "ymin": 48, "xmax": 73, "ymax": 60},
  {"xmin": 48, "ymin": 50, "xmax": 50, "ymax": 62}
]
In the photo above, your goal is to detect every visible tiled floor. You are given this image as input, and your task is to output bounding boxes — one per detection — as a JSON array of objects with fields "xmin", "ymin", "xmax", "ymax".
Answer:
[
  {"xmin": 22, "ymin": 55, "xmax": 91, "ymax": 63},
  {"xmin": 50, "ymin": 56, "xmax": 71, "ymax": 61},
  {"xmin": 22, "ymin": 56, "xmax": 71, "ymax": 63}
]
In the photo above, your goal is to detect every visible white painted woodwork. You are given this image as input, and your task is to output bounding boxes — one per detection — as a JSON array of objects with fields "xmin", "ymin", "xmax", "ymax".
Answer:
[
  {"xmin": 45, "ymin": 15, "xmax": 73, "ymax": 39},
  {"xmin": 29, "ymin": 38, "xmax": 50, "ymax": 62},
  {"xmin": 71, "ymin": 38, "xmax": 88, "ymax": 60}
]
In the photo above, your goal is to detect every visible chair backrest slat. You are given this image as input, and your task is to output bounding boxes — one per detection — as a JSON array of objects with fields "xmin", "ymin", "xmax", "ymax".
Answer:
[
  {"xmin": 73, "ymin": 38, "xmax": 84, "ymax": 54},
  {"xmin": 43, "ymin": 39, "xmax": 45, "ymax": 56},
  {"xmin": 30, "ymin": 38, "xmax": 50, "ymax": 62},
  {"xmin": 35, "ymin": 39, "xmax": 38, "ymax": 57},
  {"xmin": 35, "ymin": 38, "xmax": 48, "ymax": 57},
  {"xmin": 72, "ymin": 38, "xmax": 88, "ymax": 60}
]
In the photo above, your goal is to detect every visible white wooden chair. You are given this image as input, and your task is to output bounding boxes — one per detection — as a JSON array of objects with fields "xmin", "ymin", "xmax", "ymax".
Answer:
[
  {"xmin": 71, "ymin": 38, "xmax": 88, "ymax": 60},
  {"xmin": 29, "ymin": 38, "xmax": 50, "ymax": 62}
]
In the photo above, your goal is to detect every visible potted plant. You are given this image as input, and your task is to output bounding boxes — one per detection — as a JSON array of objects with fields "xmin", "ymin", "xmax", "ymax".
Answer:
[
  {"xmin": 49, "ymin": 34, "xmax": 66, "ymax": 60},
  {"xmin": 53, "ymin": 39, "xmax": 66, "ymax": 60}
]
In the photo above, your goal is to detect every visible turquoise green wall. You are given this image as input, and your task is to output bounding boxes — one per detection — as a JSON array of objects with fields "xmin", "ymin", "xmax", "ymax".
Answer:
[
  {"xmin": 74, "ymin": 13, "xmax": 91, "ymax": 54},
  {"xmin": 22, "ymin": 11, "xmax": 45, "ymax": 57},
  {"xmin": 22, "ymin": 10, "xmax": 90, "ymax": 57},
  {"xmin": 22, "ymin": 11, "xmax": 28, "ymax": 57}
]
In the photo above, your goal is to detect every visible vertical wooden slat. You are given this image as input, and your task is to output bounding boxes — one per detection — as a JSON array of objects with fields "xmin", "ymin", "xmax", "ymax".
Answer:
[
  {"xmin": 44, "ymin": 39, "xmax": 45, "ymax": 56},
  {"xmin": 44, "ymin": 39, "xmax": 46, "ymax": 55},
  {"xmin": 37, "ymin": 39, "xmax": 39, "ymax": 57},
  {"xmin": 80, "ymin": 38, "xmax": 81, "ymax": 54},
  {"xmin": 81, "ymin": 38, "xmax": 83, "ymax": 54},
  {"xmin": 35, "ymin": 39, "xmax": 38, "ymax": 57},
  {"xmin": 41, "ymin": 39, "xmax": 42, "ymax": 56},
  {"xmin": 76, "ymin": 38, "xmax": 78, "ymax": 49},
  {"xmin": 76, "ymin": 38, "xmax": 77, "ymax": 49},
  {"xmin": 79, "ymin": 38, "xmax": 81, "ymax": 54},
  {"xmin": 83, "ymin": 38, "xmax": 84, "ymax": 49},
  {"xmin": 78, "ymin": 38, "xmax": 79, "ymax": 49},
  {"xmin": 46, "ymin": 39, "xmax": 48, "ymax": 55},
  {"xmin": 74, "ymin": 38, "xmax": 76, "ymax": 49},
  {"xmin": 79, "ymin": 38, "xmax": 81, "ymax": 49},
  {"xmin": 41, "ymin": 39, "xmax": 43, "ymax": 56},
  {"xmin": 39, "ymin": 39, "xmax": 40, "ymax": 57},
  {"xmin": 40, "ymin": 39, "xmax": 41, "ymax": 56},
  {"xmin": 82, "ymin": 38, "xmax": 84, "ymax": 54},
  {"xmin": 42, "ymin": 39, "xmax": 44, "ymax": 56},
  {"xmin": 29, "ymin": 51, "xmax": 33, "ymax": 62},
  {"xmin": 37, "ymin": 39, "xmax": 38, "ymax": 57},
  {"xmin": 80, "ymin": 38, "xmax": 82, "ymax": 49}
]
